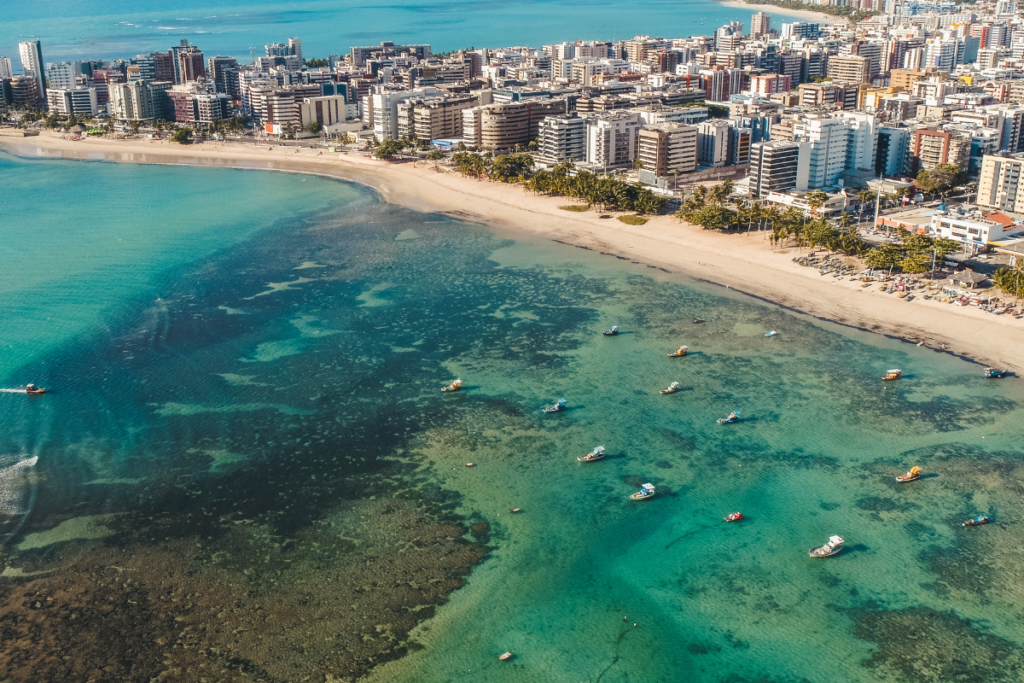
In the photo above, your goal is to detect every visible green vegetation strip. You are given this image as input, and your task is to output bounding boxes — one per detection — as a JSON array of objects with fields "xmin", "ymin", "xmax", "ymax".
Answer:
[
  {"xmin": 618, "ymin": 215, "xmax": 648, "ymax": 226},
  {"xmin": 559, "ymin": 205, "xmax": 590, "ymax": 212}
]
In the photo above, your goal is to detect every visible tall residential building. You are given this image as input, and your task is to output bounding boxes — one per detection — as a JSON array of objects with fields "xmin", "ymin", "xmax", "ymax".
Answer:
[
  {"xmin": 371, "ymin": 86, "xmax": 443, "ymax": 140},
  {"xmin": 977, "ymin": 153, "xmax": 1024, "ymax": 213},
  {"xmin": 827, "ymin": 55, "xmax": 872, "ymax": 85},
  {"xmin": 45, "ymin": 87, "xmax": 99, "ymax": 116},
  {"xmin": 288, "ymin": 38, "xmax": 303, "ymax": 63},
  {"xmin": 153, "ymin": 51, "xmax": 176, "ymax": 82},
  {"xmin": 780, "ymin": 22, "xmax": 820, "ymax": 40},
  {"xmin": 396, "ymin": 94, "xmax": 478, "ymax": 140},
  {"xmin": 536, "ymin": 113, "xmax": 587, "ymax": 164},
  {"xmin": 910, "ymin": 128, "xmax": 971, "ymax": 173},
  {"xmin": 177, "ymin": 47, "xmax": 206, "ymax": 83},
  {"xmin": 207, "ymin": 56, "xmax": 239, "ymax": 96},
  {"xmin": 841, "ymin": 111, "xmax": 879, "ymax": 173},
  {"xmin": 350, "ymin": 42, "xmax": 432, "ymax": 67},
  {"xmin": 131, "ymin": 54, "xmax": 156, "ymax": 81},
  {"xmin": 109, "ymin": 80, "xmax": 173, "ymax": 121},
  {"xmin": 876, "ymin": 125, "xmax": 911, "ymax": 176},
  {"xmin": 10, "ymin": 76, "xmax": 41, "ymax": 109},
  {"xmin": 18, "ymin": 40, "xmax": 45, "ymax": 105},
  {"xmin": 697, "ymin": 119, "xmax": 733, "ymax": 168},
  {"xmin": 45, "ymin": 62, "xmax": 80, "ymax": 90},
  {"xmin": 637, "ymin": 123, "xmax": 698, "ymax": 176},
  {"xmin": 584, "ymin": 111, "xmax": 643, "ymax": 168},
  {"xmin": 750, "ymin": 140, "xmax": 809, "ymax": 196},
  {"xmin": 299, "ymin": 95, "xmax": 349, "ymax": 129},
  {"xmin": 750, "ymin": 12, "xmax": 771, "ymax": 39},
  {"xmin": 792, "ymin": 116, "xmax": 850, "ymax": 188},
  {"xmin": 0, "ymin": 57, "xmax": 13, "ymax": 80}
]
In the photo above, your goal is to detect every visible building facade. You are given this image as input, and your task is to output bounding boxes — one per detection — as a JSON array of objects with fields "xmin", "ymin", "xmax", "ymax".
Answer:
[{"xmin": 637, "ymin": 123, "xmax": 698, "ymax": 176}]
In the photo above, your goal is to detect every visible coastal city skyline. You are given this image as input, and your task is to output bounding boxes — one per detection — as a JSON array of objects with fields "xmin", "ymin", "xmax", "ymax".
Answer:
[{"xmin": 3, "ymin": 0, "xmax": 1024, "ymax": 680}]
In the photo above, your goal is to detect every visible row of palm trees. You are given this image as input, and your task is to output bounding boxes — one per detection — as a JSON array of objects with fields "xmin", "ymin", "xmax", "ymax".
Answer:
[{"xmin": 522, "ymin": 161, "xmax": 668, "ymax": 215}]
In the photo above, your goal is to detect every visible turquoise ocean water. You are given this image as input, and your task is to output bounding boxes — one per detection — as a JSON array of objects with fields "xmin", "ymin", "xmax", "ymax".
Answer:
[
  {"xmin": 2, "ymin": 150, "xmax": 1024, "ymax": 682},
  {"xmin": 2, "ymin": 0, "xmax": 806, "ymax": 64}
]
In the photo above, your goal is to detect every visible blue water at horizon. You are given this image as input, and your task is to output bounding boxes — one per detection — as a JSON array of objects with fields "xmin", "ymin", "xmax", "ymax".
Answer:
[
  {"xmin": 2, "ymin": 0, "xmax": 807, "ymax": 64},
  {"xmin": 3, "ymin": 152, "xmax": 1024, "ymax": 682}
]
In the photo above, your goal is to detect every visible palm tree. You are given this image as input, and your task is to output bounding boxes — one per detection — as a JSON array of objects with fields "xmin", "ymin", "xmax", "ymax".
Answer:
[{"xmin": 805, "ymin": 190, "xmax": 829, "ymax": 218}]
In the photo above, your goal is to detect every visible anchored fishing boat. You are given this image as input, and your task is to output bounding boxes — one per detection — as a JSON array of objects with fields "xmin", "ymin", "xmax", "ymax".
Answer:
[
  {"xmin": 724, "ymin": 512, "xmax": 744, "ymax": 522},
  {"xmin": 963, "ymin": 515, "xmax": 990, "ymax": 527},
  {"xmin": 603, "ymin": 326, "xmax": 619, "ymax": 336},
  {"xmin": 508, "ymin": 508, "xmax": 521, "ymax": 513},
  {"xmin": 882, "ymin": 369, "xmax": 902, "ymax": 381},
  {"xmin": 24, "ymin": 383, "xmax": 46, "ymax": 395},
  {"xmin": 668, "ymin": 346, "xmax": 688, "ymax": 357},
  {"xmin": 659, "ymin": 381, "xmax": 681, "ymax": 394},
  {"xmin": 545, "ymin": 398, "xmax": 567, "ymax": 413},
  {"xmin": 578, "ymin": 446, "xmax": 606, "ymax": 462},
  {"xmin": 693, "ymin": 318, "xmax": 705, "ymax": 324},
  {"xmin": 896, "ymin": 466, "xmax": 922, "ymax": 483},
  {"xmin": 442, "ymin": 379, "xmax": 463, "ymax": 392},
  {"xmin": 717, "ymin": 411, "xmax": 739, "ymax": 425},
  {"xmin": 984, "ymin": 367, "xmax": 1008, "ymax": 378},
  {"xmin": 499, "ymin": 652, "xmax": 514, "ymax": 661},
  {"xmin": 809, "ymin": 535, "xmax": 844, "ymax": 558},
  {"xmin": 629, "ymin": 483, "xmax": 656, "ymax": 501}
]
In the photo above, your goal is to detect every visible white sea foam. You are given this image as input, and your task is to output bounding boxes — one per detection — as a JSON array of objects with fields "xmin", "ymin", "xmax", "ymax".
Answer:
[{"xmin": 0, "ymin": 456, "xmax": 38, "ymax": 515}]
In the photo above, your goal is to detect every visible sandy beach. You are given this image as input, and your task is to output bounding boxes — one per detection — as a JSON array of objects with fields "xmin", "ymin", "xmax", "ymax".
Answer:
[
  {"xmin": 5, "ymin": 132, "xmax": 1023, "ymax": 372},
  {"xmin": 715, "ymin": 0, "xmax": 840, "ymax": 24}
]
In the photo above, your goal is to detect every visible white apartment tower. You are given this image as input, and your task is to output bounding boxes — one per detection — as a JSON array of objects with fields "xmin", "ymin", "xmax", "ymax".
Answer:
[
  {"xmin": 0, "ymin": 57, "xmax": 15, "ymax": 79},
  {"xmin": 750, "ymin": 12, "xmax": 771, "ymax": 39},
  {"xmin": 18, "ymin": 40, "xmax": 46, "ymax": 104},
  {"xmin": 584, "ymin": 111, "xmax": 642, "ymax": 169},
  {"xmin": 977, "ymin": 154, "xmax": 1024, "ymax": 214},
  {"xmin": 792, "ymin": 116, "xmax": 850, "ymax": 188}
]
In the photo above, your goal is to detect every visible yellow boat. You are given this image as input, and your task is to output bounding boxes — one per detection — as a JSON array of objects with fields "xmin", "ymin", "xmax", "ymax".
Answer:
[{"xmin": 896, "ymin": 466, "xmax": 921, "ymax": 483}]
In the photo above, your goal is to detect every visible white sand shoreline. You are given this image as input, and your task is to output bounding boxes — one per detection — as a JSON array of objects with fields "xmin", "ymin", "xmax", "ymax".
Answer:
[
  {"xmin": 715, "ymin": 0, "xmax": 840, "ymax": 24},
  {"xmin": 4, "ymin": 133, "xmax": 1023, "ymax": 373}
]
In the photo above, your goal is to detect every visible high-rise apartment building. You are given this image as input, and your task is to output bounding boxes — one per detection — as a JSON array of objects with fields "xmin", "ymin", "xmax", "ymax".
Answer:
[
  {"xmin": 584, "ymin": 111, "xmax": 643, "ymax": 168},
  {"xmin": 0, "ymin": 57, "xmax": 13, "ymax": 80},
  {"xmin": 827, "ymin": 55, "xmax": 872, "ymax": 85},
  {"xmin": 637, "ymin": 123, "xmax": 698, "ymax": 176},
  {"xmin": 396, "ymin": 94, "xmax": 478, "ymax": 140},
  {"xmin": 750, "ymin": 140, "xmax": 809, "ymax": 196},
  {"xmin": 792, "ymin": 116, "xmax": 850, "ymax": 188},
  {"xmin": 177, "ymin": 47, "xmax": 206, "ymax": 83},
  {"xmin": 750, "ymin": 12, "xmax": 771, "ymax": 39},
  {"xmin": 697, "ymin": 119, "xmax": 734, "ymax": 168},
  {"xmin": 45, "ymin": 62, "xmax": 80, "ymax": 90},
  {"xmin": 109, "ymin": 80, "xmax": 173, "ymax": 121},
  {"xmin": 45, "ymin": 87, "xmax": 99, "ymax": 116},
  {"xmin": 876, "ymin": 125, "xmax": 911, "ymax": 176},
  {"xmin": 910, "ymin": 128, "xmax": 971, "ymax": 172},
  {"xmin": 536, "ymin": 113, "xmax": 587, "ymax": 164},
  {"xmin": 18, "ymin": 40, "xmax": 45, "ymax": 106},
  {"xmin": 977, "ymin": 153, "xmax": 1024, "ymax": 213},
  {"xmin": 207, "ymin": 56, "xmax": 239, "ymax": 96}
]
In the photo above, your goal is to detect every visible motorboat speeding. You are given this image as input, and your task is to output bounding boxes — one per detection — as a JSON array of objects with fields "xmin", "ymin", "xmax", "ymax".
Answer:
[
  {"xmin": 659, "ymin": 381, "xmax": 681, "ymax": 394},
  {"xmin": 544, "ymin": 398, "xmax": 567, "ymax": 413},
  {"xmin": 668, "ymin": 346, "xmax": 688, "ymax": 357},
  {"xmin": 442, "ymin": 379, "xmax": 463, "ymax": 392},
  {"xmin": 963, "ymin": 516, "xmax": 990, "ymax": 527},
  {"xmin": 896, "ymin": 466, "xmax": 922, "ymax": 483},
  {"xmin": 809, "ymin": 535, "xmax": 844, "ymax": 558},
  {"xmin": 984, "ymin": 367, "xmax": 1008, "ymax": 378},
  {"xmin": 717, "ymin": 411, "xmax": 740, "ymax": 424},
  {"xmin": 24, "ymin": 383, "xmax": 46, "ymax": 395},
  {"xmin": 603, "ymin": 326, "xmax": 619, "ymax": 336},
  {"xmin": 629, "ymin": 483, "xmax": 656, "ymax": 501},
  {"xmin": 724, "ymin": 512, "xmax": 744, "ymax": 522},
  {"xmin": 883, "ymin": 369, "xmax": 902, "ymax": 381},
  {"xmin": 578, "ymin": 446, "xmax": 606, "ymax": 462}
]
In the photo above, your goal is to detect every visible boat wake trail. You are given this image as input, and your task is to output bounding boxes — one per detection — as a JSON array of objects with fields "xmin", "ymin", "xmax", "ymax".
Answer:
[
  {"xmin": 0, "ymin": 456, "xmax": 39, "ymax": 546},
  {"xmin": 0, "ymin": 388, "xmax": 29, "ymax": 394}
]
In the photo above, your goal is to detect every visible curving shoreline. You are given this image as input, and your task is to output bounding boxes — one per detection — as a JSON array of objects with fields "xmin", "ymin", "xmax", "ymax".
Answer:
[{"xmin": 4, "ymin": 132, "xmax": 1023, "ymax": 373}]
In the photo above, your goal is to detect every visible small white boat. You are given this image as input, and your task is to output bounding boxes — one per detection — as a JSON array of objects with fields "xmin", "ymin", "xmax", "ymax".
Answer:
[
  {"xmin": 544, "ymin": 398, "xmax": 567, "ymax": 413},
  {"xmin": 809, "ymin": 535, "xmax": 844, "ymax": 558},
  {"xmin": 442, "ymin": 379, "xmax": 463, "ymax": 392},
  {"xmin": 659, "ymin": 381, "xmax": 681, "ymax": 394},
  {"xmin": 717, "ymin": 411, "xmax": 739, "ymax": 424},
  {"xmin": 629, "ymin": 483, "xmax": 655, "ymax": 500},
  {"xmin": 765, "ymin": 330, "xmax": 778, "ymax": 337},
  {"xmin": 499, "ymin": 652, "xmax": 513, "ymax": 661},
  {"xmin": 578, "ymin": 446, "xmax": 606, "ymax": 462}
]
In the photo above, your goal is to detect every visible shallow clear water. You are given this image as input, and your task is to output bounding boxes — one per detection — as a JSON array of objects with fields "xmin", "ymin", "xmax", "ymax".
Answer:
[
  {"xmin": 2, "ymin": 153, "xmax": 1024, "ymax": 683},
  {"xmin": 3, "ymin": 0, "xmax": 807, "ymax": 63}
]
